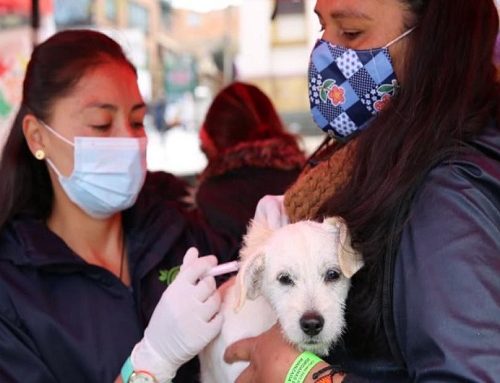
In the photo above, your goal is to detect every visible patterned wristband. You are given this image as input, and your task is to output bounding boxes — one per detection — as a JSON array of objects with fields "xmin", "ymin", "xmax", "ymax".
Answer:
[
  {"xmin": 312, "ymin": 364, "xmax": 345, "ymax": 382},
  {"xmin": 285, "ymin": 351, "xmax": 323, "ymax": 383}
]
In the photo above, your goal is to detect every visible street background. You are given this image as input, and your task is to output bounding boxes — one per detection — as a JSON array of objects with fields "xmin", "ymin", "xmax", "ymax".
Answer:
[
  {"xmin": 1, "ymin": 0, "xmax": 498, "ymax": 177},
  {"xmin": 0, "ymin": 0, "xmax": 326, "ymax": 178}
]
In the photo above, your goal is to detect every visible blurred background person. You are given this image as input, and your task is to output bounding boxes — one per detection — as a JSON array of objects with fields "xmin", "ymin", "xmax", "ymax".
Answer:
[{"xmin": 195, "ymin": 81, "xmax": 305, "ymax": 244}]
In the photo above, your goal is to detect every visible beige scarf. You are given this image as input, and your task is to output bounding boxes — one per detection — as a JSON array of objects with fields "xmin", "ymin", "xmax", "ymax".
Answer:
[{"xmin": 284, "ymin": 138, "xmax": 358, "ymax": 223}]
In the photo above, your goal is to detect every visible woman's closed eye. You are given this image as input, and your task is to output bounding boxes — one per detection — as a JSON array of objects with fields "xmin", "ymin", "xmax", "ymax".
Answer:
[
  {"xmin": 340, "ymin": 30, "xmax": 362, "ymax": 40},
  {"xmin": 131, "ymin": 121, "xmax": 145, "ymax": 130},
  {"xmin": 90, "ymin": 123, "xmax": 112, "ymax": 131}
]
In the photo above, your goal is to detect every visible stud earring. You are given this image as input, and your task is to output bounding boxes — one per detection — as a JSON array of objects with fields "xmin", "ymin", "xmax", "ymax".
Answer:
[{"xmin": 34, "ymin": 149, "xmax": 45, "ymax": 160}]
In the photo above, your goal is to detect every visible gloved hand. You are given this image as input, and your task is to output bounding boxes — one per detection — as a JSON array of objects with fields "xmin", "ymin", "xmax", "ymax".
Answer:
[
  {"xmin": 253, "ymin": 195, "xmax": 289, "ymax": 229},
  {"xmin": 131, "ymin": 247, "xmax": 223, "ymax": 382}
]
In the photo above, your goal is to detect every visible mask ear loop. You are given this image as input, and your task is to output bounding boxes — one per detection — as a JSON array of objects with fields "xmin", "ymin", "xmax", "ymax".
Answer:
[
  {"xmin": 383, "ymin": 27, "xmax": 416, "ymax": 49},
  {"xmin": 38, "ymin": 120, "xmax": 75, "ymax": 147},
  {"xmin": 371, "ymin": 27, "xmax": 416, "ymax": 85},
  {"xmin": 37, "ymin": 119, "xmax": 74, "ymax": 178}
]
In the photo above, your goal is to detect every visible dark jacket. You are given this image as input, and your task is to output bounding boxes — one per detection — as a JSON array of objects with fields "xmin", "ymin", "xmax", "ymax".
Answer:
[
  {"xmin": 195, "ymin": 137, "xmax": 305, "ymax": 243},
  {"xmin": 334, "ymin": 122, "xmax": 500, "ymax": 382},
  {"xmin": 0, "ymin": 172, "xmax": 233, "ymax": 383},
  {"xmin": 143, "ymin": 171, "xmax": 191, "ymax": 209}
]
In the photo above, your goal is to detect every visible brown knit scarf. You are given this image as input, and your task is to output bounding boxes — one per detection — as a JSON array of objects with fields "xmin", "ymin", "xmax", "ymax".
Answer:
[{"xmin": 284, "ymin": 137, "xmax": 358, "ymax": 223}]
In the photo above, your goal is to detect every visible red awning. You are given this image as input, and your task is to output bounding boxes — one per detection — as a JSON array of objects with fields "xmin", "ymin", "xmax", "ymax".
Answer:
[{"xmin": 0, "ymin": 0, "xmax": 52, "ymax": 15}]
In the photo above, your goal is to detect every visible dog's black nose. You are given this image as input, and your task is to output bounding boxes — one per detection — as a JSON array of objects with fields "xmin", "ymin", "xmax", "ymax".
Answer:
[{"xmin": 300, "ymin": 312, "xmax": 324, "ymax": 336}]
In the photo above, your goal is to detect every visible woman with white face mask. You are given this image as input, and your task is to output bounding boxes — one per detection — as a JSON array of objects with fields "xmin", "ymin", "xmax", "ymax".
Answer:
[
  {"xmin": 0, "ymin": 30, "xmax": 232, "ymax": 383},
  {"xmin": 224, "ymin": 0, "xmax": 500, "ymax": 382}
]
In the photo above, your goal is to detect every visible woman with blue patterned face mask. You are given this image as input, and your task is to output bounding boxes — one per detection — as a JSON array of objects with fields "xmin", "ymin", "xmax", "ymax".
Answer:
[
  {"xmin": 225, "ymin": 1, "xmax": 500, "ymax": 382},
  {"xmin": 0, "ymin": 30, "xmax": 231, "ymax": 383}
]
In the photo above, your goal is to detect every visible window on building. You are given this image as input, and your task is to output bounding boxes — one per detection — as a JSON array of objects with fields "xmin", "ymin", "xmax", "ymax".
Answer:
[
  {"xmin": 105, "ymin": 0, "xmax": 117, "ymax": 22},
  {"xmin": 271, "ymin": 0, "xmax": 306, "ymax": 45},
  {"xmin": 128, "ymin": 1, "xmax": 149, "ymax": 34},
  {"xmin": 274, "ymin": 0, "xmax": 305, "ymax": 16},
  {"xmin": 54, "ymin": 0, "xmax": 92, "ymax": 27},
  {"xmin": 160, "ymin": 1, "xmax": 172, "ymax": 29}
]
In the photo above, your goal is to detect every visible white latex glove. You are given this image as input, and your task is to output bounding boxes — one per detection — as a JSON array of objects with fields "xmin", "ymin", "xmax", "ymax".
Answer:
[
  {"xmin": 253, "ymin": 195, "xmax": 289, "ymax": 230},
  {"xmin": 131, "ymin": 247, "xmax": 223, "ymax": 382}
]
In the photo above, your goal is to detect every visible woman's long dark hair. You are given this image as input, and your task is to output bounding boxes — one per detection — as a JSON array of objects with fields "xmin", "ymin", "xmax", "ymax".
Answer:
[
  {"xmin": 0, "ymin": 30, "xmax": 136, "ymax": 230},
  {"xmin": 317, "ymin": 0, "xmax": 499, "ymax": 357}
]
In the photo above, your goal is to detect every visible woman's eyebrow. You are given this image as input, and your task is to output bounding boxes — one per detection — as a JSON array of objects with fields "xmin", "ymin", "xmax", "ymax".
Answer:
[
  {"xmin": 314, "ymin": 8, "xmax": 373, "ymax": 21},
  {"xmin": 82, "ymin": 102, "xmax": 147, "ymax": 112},
  {"xmin": 84, "ymin": 102, "xmax": 117, "ymax": 111}
]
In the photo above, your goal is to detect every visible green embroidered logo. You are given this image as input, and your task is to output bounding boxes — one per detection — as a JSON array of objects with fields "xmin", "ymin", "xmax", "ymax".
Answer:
[{"xmin": 158, "ymin": 265, "xmax": 180, "ymax": 286}]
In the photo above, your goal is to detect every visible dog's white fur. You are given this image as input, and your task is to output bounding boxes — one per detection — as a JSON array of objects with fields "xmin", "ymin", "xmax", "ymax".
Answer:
[{"xmin": 199, "ymin": 217, "xmax": 363, "ymax": 383}]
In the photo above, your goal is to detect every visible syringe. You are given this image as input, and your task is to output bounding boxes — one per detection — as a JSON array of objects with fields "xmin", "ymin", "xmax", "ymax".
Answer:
[{"xmin": 203, "ymin": 260, "xmax": 240, "ymax": 278}]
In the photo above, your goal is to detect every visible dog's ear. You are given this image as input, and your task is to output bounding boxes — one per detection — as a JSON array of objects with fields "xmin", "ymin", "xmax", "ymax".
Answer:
[
  {"xmin": 239, "ymin": 219, "xmax": 274, "ymax": 262},
  {"xmin": 234, "ymin": 219, "xmax": 272, "ymax": 310},
  {"xmin": 236, "ymin": 250, "xmax": 265, "ymax": 304},
  {"xmin": 323, "ymin": 217, "xmax": 364, "ymax": 278}
]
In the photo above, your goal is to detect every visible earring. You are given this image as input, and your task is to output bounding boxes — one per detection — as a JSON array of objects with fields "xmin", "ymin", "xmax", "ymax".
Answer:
[{"xmin": 34, "ymin": 149, "xmax": 45, "ymax": 160}]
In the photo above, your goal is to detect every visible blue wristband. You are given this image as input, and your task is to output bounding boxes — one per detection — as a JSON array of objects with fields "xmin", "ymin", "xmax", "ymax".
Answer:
[{"xmin": 121, "ymin": 356, "xmax": 134, "ymax": 383}]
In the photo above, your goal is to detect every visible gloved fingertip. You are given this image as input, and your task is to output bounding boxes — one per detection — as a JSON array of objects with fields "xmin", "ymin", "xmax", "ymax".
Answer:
[
  {"xmin": 181, "ymin": 256, "xmax": 219, "ymax": 283},
  {"xmin": 194, "ymin": 256, "xmax": 218, "ymax": 279},
  {"xmin": 181, "ymin": 247, "xmax": 199, "ymax": 268},
  {"xmin": 203, "ymin": 255, "xmax": 218, "ymax": 267}
]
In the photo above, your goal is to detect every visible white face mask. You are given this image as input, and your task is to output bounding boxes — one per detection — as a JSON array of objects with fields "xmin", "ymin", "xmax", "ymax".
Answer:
[{"xmin": 40, "ymin": 120, "xmax": 147, "ymax": 219}]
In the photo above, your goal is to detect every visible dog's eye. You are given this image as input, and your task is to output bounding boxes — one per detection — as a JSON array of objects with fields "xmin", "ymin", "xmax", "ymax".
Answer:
[
  {"xmin": 324, "ymin": 269, "xmax": 340, "ymax": 283},
  {"xmin": 277, "ymin": 273, "xmax": 295, "ymax": 286}
]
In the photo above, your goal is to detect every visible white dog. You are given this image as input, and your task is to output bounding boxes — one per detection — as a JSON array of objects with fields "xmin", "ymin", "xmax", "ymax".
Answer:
[{"xmin": 199, "ymin": 217, "xmax": 364, "ymax": 383}]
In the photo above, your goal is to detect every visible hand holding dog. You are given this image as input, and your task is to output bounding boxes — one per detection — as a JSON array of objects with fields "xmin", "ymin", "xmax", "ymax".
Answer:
[
  {"xmin": 224, "ymin": 324, "xmax": 341, "ymax": 383},
  {"xmin": 224, "ymin": 324, "xmax": 299, "ymax": 382},
  {"xmin": 132, "ymin": 247, "xmax": 223, "ymax": 382}
]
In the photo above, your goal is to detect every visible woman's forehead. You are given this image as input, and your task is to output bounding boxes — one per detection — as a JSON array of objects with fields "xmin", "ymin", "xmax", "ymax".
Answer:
[{"xmin": 62, "ymin": 62, "xmax": 142, "ymax": 109}]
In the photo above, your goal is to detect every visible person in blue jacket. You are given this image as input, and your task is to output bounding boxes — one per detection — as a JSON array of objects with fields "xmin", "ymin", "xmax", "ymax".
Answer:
[
  {"xmin": 224, "ymin": 0, "xmax": 500, "ymax": 382},
  {"xmin": 0, "ymin": 29, "xmax": 232, "ymax": 383}
]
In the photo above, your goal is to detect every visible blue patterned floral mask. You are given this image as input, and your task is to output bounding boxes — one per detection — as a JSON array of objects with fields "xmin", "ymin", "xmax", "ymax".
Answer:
[{"xmin": 308, "ymin": 28, "xmax": 414, "ymax": 141}]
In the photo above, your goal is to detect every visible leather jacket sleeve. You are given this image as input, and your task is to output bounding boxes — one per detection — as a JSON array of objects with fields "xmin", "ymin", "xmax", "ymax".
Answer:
[{"xmin": 393, "ymin": 156, "xmax": 500, "ymax": 381}]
